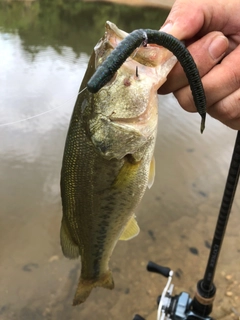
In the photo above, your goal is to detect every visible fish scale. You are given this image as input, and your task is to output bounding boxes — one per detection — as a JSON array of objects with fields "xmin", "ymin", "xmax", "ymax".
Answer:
[{"xmin": 60, "ymin": 21, "xmax": 178, "ymax": 305}]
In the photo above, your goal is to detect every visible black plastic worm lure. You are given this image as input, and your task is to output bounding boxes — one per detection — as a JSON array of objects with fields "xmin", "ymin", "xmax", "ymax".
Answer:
[{"xmin": 87, "ymin": 29, "xmax": 206, "ymax": 133}]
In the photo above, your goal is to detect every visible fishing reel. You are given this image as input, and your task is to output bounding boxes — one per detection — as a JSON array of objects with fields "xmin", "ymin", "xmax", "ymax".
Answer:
[
  {"xmin": 132, "ymin": 130, "xmax": 240, "ymax": 320},
  {"xmin": 133, "ymin": 261, "xmax": 214, "ymax": 320}
]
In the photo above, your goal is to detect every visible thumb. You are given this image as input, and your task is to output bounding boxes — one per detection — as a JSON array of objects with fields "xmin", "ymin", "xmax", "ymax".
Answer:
[{"xmin": 160, "ymin": 0, "xmax": 205, "ymax": 40}]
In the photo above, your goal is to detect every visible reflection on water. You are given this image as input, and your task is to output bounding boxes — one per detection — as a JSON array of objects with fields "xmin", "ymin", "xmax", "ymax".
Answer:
[{"xmin": 0, "ymin": 1, "xmax": 240, "ymax": 320}]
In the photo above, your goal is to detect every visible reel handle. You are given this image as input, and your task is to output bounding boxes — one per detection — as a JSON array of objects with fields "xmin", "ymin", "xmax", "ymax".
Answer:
[{"xmin": 147, "ymin": 261, "xmax": 171, "ymax": 278}]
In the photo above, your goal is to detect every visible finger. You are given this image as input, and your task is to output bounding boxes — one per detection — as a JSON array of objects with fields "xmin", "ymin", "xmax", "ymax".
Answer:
[
  {"xmin": 158, "ymin": 32, "xmax": 229, "ymax": 94},
  {"xmin": 159, "ymin": 0, "xmax": 205, "ymax": 40},
  {"xmin": 173, "ymin": 45, "xmax": 240, "ymax": 113},
  {"xmin": 208, "ymin": 88, "xmax": 240, "ymax": 130},
  {"xmin": 160, "ymin": 0, "xmax": 240, "ymax": 40}
]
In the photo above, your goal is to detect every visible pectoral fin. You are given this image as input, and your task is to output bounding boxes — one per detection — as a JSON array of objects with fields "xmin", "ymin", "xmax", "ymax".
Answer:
[
  {"xmin": 148, "ymin": 156, "xmax": 155, "ymax": 189},
  {"xmin": 119, "ymin": 216, "xmax": 140, "ymax": 240}
]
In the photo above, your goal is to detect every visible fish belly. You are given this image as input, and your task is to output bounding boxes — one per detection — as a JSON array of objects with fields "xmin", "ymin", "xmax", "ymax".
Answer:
[{"xmin": 60, "ymin": 103, "xmax": 156, "ymax": 305}]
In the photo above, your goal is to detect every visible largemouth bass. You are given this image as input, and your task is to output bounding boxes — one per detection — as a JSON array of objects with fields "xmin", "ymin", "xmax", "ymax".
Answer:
[{"xmin": 60, "ymin": 21, "xmax": 177, "ymax": 306}]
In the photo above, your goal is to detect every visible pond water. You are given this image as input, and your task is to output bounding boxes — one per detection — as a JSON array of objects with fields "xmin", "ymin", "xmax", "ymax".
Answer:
[{"xmin": 0, "ymin": 1, "xmax": 240, "ymax": 320}]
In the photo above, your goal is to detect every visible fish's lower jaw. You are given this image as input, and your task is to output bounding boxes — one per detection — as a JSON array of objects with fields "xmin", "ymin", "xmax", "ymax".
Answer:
[{"xmin": 72, "ymin": 271, "xmax": 114, "ymax": 306}]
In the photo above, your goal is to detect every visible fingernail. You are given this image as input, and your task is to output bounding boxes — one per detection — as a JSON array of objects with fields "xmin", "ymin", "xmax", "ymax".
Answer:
[
  {"xmin": 160, "ymin": 21, "xmax": 173, "ymax": 33},
  {"xmin": 209, "ymin": 35, "xmax": 229, "ymax": 60}
]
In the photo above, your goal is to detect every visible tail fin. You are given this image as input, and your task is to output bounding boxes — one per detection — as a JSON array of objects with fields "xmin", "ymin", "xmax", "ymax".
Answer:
[{"xmin": 72, "ymin": 270, "xmax": 114, "ymax": 306}]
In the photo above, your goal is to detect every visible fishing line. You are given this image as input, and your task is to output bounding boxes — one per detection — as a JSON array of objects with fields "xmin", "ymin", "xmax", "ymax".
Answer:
[{"xmin": 0, "ymin": 87, "xmax": 87, "ymax": 127}]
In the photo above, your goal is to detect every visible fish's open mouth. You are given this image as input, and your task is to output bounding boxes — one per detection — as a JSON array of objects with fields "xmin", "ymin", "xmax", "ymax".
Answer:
[{"xmin": 106, "ymin": 21, "xmax": 174, "ymax": 68}]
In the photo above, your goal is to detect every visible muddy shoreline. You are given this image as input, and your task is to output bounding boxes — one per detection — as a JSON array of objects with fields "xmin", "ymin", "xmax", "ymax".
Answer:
[
  {"xmin": 84, "ymin": 0, "xmax": 174, "ymax": 9},
  {"xmin": 4, "ymin": 0, "xmax": 174, "ymax": 8}
]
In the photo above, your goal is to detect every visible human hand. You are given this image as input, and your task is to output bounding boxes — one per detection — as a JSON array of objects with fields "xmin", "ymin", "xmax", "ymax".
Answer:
[{"xmin": 158, "ymin": 0, "xmax": 240, "ymax": 129}]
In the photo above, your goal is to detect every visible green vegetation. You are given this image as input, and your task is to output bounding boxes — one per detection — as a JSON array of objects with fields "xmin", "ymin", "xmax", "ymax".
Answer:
[{"xmin": 0, "ymin": 0, "xmax": 169, "ymax": 55}]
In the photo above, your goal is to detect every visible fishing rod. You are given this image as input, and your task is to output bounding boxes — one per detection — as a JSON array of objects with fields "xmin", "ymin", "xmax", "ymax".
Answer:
[{"xmin": 133, "ymin": 130, "xmax": 240, "ymax": 320}]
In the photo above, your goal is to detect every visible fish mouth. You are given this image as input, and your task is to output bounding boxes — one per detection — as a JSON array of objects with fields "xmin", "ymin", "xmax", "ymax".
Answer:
[
  {"xmin": 88, "ymin": 21, "xmax": 178, "ymax": 159},
  {"xmin": 105, "ymin": 21, "xmax": 174, "ymax": 68},
  {"xmin": 106, "ymin": 21, "xmax": 128, "ymax": 40}
]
